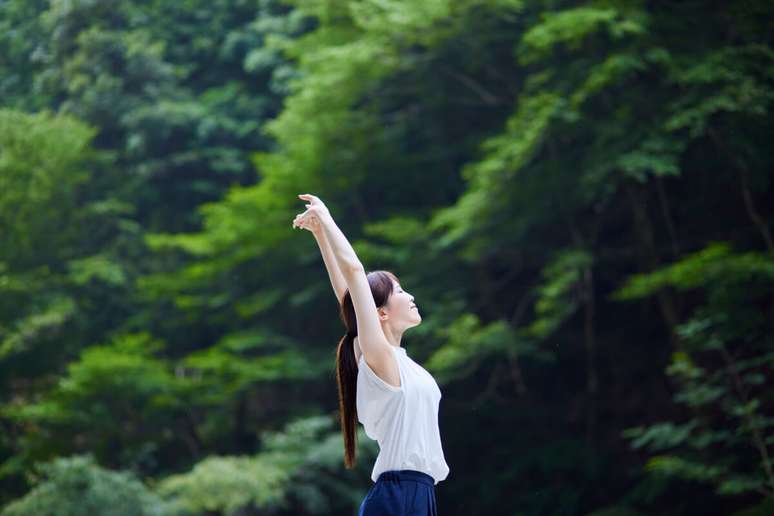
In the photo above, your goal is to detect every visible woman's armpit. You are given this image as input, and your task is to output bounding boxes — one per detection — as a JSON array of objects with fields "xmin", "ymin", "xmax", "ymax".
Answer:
[{"xmin": 358, "ymin": 353, "xmax": 403, "ymax": 392}]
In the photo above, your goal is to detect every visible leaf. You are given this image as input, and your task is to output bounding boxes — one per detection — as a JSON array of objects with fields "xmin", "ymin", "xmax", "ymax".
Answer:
[
  {"xmin": 517, "ymin": 7, "xmax": 646, "ymax": 65},
  {"xmin": 0, "ymin": 296, "xmax": 77, "ymax": 361},
  {"xmin": 645, "ymin": 455, "xmax": 728, "ymax": 482},
  {"xmin": 621, "ymin": 420, "xmax": 700, "ymax": 452}
]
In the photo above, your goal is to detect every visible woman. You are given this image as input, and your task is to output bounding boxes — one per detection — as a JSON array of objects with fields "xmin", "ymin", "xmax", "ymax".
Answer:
[{"xmin": 292, "ymin": 193, "xmax": 450, "ymax": 515}]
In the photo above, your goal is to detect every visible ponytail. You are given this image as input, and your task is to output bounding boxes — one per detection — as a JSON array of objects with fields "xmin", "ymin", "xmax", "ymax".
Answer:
[{"xmin": 336, "ymin": 331, "xmax": 359, "ymax": 468}]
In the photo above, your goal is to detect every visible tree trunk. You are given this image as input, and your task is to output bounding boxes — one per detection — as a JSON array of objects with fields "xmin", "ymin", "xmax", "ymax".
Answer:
[{"xmin": 624, "ymin": 181, "xmax": 682, "ymax": 348}]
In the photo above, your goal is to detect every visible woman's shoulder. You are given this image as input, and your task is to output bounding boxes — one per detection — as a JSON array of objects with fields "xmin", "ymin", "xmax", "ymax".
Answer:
[{"xmin": 355, "ymin": 336, "xmax": 404, "ymax": 362}]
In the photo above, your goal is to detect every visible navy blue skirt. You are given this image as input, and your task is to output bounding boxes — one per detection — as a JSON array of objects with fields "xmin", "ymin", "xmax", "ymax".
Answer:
[{"xmin": 358, "ymin": 470, "xmax": 438, "ymax": 516}]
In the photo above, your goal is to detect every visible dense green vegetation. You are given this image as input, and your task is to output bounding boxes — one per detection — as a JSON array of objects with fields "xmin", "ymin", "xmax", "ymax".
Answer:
[{"xmin": 1, "ymin": 0, "xmax": 772, "ymax": 514}]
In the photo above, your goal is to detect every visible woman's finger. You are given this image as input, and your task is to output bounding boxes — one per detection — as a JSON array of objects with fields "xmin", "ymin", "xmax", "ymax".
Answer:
[{"xmin": 298, "ymin": 193, "xmax": 320, "ymax": 204}]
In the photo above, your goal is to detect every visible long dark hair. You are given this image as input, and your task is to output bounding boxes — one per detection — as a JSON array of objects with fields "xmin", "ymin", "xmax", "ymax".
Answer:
[{"xmin": 337, "ymin": 269, "xmax": 399, "ymax": 468}]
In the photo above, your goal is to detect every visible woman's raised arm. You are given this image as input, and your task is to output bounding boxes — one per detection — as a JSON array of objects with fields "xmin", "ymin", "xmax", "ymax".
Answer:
[
  {"xmin": 293, "ymin": 194, "xmax": 395, "ymax": 381},
  {"xmin": 315, "ymin": 226, "xmax": 348, "ymax": 304}
]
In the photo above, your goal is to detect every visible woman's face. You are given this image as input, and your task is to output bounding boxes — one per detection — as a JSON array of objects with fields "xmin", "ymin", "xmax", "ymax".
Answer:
[{"xmin": 381, "ymin": 280, "xmax": 421, "ymax": 327}]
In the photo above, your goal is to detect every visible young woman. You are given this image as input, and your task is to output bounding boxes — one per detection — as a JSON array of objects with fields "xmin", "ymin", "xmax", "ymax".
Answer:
[{"xmin": 292, "ymin": 193, "xmax": 449, "ymax": 515}]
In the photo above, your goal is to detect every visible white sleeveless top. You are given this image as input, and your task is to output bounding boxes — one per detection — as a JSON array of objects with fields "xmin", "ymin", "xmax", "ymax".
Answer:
[{"xmin": 356, "ymin": 345, "xmax": 450, "ymax": 485}]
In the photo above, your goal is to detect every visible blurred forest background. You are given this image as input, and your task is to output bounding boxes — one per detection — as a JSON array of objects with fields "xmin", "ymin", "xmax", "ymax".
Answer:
[{"xmin": 1, "ymin": 0, "xmax": 773, "ymax": 515}]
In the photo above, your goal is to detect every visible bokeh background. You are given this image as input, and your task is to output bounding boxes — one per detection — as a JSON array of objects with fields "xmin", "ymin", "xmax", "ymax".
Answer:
[{"xmin": 1, "ymin": 0, "xmax": 773, "ymax": 515}]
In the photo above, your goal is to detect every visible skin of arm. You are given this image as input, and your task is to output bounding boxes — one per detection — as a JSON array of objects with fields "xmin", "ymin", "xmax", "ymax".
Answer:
[
  {"xmin": 316, "ymin": 211, "xmax": 362, "ymax": 272},
  {"xmin": 313, "ymin": 226, "xmax": 348, "ymax": 305},
  {"xmin": 315, "ymin": 210, "xmax": 398, "ymax": 386}
]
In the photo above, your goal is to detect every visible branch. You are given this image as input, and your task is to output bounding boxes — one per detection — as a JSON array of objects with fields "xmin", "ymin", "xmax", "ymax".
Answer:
[
  {"xmin": 708, "ymin": 126, "xmax": 774, "ymax": 253},
  {"xmin": 719, "ymin": 344, "xmax": 774, "ymax": 493},
  {"xmin": 440, "ymin": 67, "xmax": 507, "ymax": 106}
]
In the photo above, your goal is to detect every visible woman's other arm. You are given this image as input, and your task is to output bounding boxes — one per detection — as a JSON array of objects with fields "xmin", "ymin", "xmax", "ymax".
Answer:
[
  {"xmin": 313, "ymin": 222, "xmax": 364, "ymax": 361},
  {"xmin": 314, "ymin": 226, "xmax": 348, "ymax": 305},
  {"xmin": 292, "ymin": 197, "xmax": 348, "ymax": 304}
]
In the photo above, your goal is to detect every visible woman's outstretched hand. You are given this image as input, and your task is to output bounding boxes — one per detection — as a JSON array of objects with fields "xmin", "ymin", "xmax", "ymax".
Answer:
[{"xmin": 292, "ymin": 193, "xmax": 332, "ymax": 234}]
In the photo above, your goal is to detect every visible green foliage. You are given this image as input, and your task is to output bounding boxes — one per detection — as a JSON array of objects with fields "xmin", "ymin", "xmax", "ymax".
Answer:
[
  {"xmin": 156, "ymin": 454, "xmax": 289, "ymax": 514},
  {"xmin": 0, "ymin": 109, "xmax": 96, "ymax": 264},
  {"xmin": 425, "ymin": 313, "xmax": 517, "ymax": 382},
  {"xmin": 0, "ymin": 107, "xmax": 126, "ymax": 384},
  {"xmin": 67, "ymin": 254, "xmax": 128, "ymax": 287},
  {"xmin": 0, "ymin": 0, "xmax": 50, "ymax": 110},
  {"xmin": 611, "ymin": 242, "xmax": 774, "ymax": 301},
  {"xmin": 431, "ymin": 91, "xmax": 563, "ymax": 253},
  {"xmin": 2, "ymin": 0, "xmax": 773, "ymax": 514},
  {"xmin": 25, "ymin": 0, "xmax": 304, "ymax": 233},
  {"xmin": 156, "ymin": 415, "xmax": 367, "ymax": 515},
  {"xmin": 0, "ymin": 296, "xmax": 77, "ymax": 361},
  {"xmin": 0, "ymin": 455, "xmax": 182, "ymax": 516},
  {"xmin": 619, "ymin": 244, "xmax": 774, "ymax": 498},
  {"xmin": 427, "ymin": 2, "xmax": 658, "ymax": 257},
  {"xmin": 1, "ymin": 332, "xmax": 187, "ymax": 481},
  {"xmin": 663, "ymin": 45, "xmax": 774, "ymax": 138},
  {"xmin": 5, "ymin": 332, "xmax": 176, "ymax": 422},
  {"xmin": 182, "ymin": 342, "xmax": 324, "ymax": 401},
  {"xmin": 518, "ymin": 6, "xmax": 646, "ymax": 65},
  {"xmin": 521, "ymin": 248, "xmax": 592, "ymax": 342}
]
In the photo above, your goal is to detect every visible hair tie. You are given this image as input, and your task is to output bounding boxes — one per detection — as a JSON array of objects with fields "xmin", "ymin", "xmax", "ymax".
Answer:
[{"xmin": 346, "ymin": 330, "xmax": 356, "ymax": 338}]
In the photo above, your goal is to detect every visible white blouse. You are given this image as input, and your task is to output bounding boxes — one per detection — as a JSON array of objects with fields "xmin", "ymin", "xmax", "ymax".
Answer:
[{"xmin": 356, "ymin": 344, "xmax": 450, "ymax": 485}]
